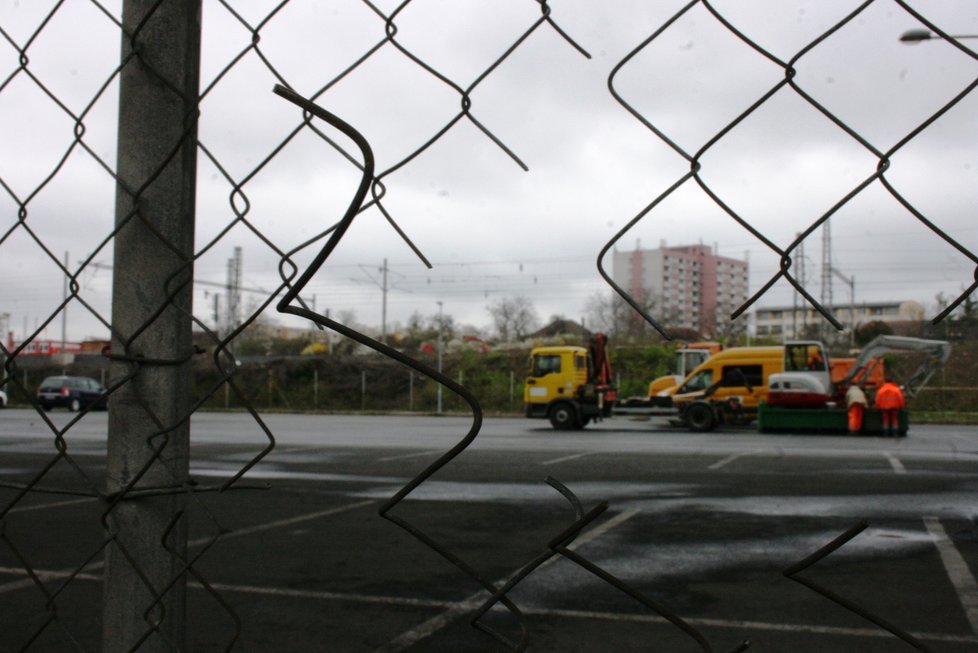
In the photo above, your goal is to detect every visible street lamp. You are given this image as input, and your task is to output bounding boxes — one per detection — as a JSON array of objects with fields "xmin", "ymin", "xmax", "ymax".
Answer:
[
  {"xmin": 900, "ymin": 29, "xmax": 978, "ymax": 43},
  {"xmin": 436, "ymin": 301, "xmax": 443, "ymax": 415},
  {"xmin": 0, "ymin": 312, "xmax": 8, "ymax": 368},
  {"xmin": 831, "ymin": 268, "xmax": 856, "ymax": 348}
]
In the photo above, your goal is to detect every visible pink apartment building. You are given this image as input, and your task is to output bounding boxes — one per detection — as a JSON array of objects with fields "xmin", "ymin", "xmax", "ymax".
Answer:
[{"xmin": 611, "ymin": 243, "xmax": 749, "ymax": 336}]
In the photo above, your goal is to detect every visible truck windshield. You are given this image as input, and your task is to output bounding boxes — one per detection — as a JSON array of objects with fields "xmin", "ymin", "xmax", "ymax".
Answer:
[
  {"xmin": 532, "ymin": 354, "xmax": 561, "ymax": 377},
  {"xmin": 678, "ymin": 350, "xmax": 710, "ymax": 376}
]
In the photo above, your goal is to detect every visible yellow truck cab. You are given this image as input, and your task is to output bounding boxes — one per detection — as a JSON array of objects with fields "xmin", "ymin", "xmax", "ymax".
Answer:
[
  {"xmin": 524, "ymin": 334, "xmax": 616, "ymax": 430},
  {"xmin": 672, "ymin": 341, "xmax": 829, "ymax": 431}
]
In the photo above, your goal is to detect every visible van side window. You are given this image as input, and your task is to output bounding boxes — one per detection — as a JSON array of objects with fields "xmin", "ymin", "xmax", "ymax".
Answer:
[
  {"xmin": 575, "ymin": 355, "xmax": 586, "ymax": 370},
  {"xmin": 720, "ymin": 365, "xmax": 763, "ymax": 387},
  {"xmin": 532, "ymin": 354, "xmax": 561, "ymax": 377}
]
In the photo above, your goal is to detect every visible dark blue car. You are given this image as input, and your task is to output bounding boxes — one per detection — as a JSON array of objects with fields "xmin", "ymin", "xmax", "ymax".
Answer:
[{"xmin": 37, "ymin": 376, "xmax": 107, "ymax": 412}]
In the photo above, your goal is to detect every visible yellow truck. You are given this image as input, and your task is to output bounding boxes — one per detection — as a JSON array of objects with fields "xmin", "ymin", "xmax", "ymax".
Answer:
[{"xmin": 523, "ymin": 333, "xmax": 616, "ymax": 429}]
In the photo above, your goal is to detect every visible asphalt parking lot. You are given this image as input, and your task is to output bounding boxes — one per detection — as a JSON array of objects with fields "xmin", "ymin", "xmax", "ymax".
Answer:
[{"xmin": 1, "ymin": 411, "xmax": 976, "ymax": 652}]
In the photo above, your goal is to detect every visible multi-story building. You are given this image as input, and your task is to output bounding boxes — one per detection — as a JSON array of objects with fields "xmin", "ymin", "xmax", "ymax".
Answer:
[
  {"xmin": 753, "ymin": 300, "xmax": 925, "ymax": 340},
  {"xmin": 611, "ymin": 242, "xmax": 750, "ymax": 336}
]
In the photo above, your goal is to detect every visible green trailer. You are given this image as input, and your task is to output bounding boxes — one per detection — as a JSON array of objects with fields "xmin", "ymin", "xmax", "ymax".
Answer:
[{"xmin": 757, "ymin": 402, "xmax": 907, "ymax": 436}]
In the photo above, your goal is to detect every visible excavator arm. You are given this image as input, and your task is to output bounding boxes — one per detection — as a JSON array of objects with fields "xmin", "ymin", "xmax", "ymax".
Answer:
[{"xmin": 841, "ymin": 335, "xmax": 951, "ymax": 398}]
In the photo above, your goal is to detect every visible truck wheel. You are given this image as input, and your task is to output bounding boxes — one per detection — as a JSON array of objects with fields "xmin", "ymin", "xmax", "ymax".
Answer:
[
  {"xmin": 549, "ymin": 403, "xmax": 578, "ymax": 430},
  {"xmin": 686, "ymin": 402, "xmax": 716, "ymax": 432}
]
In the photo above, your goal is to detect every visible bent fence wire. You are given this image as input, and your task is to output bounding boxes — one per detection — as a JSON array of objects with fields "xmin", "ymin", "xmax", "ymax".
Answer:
[{"xmin": 0, "ymin": 1, "xmax": 975, "ymax": 651}]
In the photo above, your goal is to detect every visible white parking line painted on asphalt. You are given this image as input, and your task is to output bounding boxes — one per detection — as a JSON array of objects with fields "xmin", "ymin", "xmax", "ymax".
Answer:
[
  {"xmin": 518, "ymin": 607, "xmax": 978, "ymax": 646},
  {"xmin": 193, "ymin": 583, "xmax": 976, "ymax": 645},
  {"xmin": 924, "ymin": 516, "xmax": 978, "ymax": 636},
  {"xmin": 4, "ymin": 562, "xmax": 974, "ymax": 648},
  {"xmin": 0, "ymin": 566, "xmax": 101, "ymax": 595},
  {"xmin": 190, "ymin": 499, "xmax": 377, "ymax": 546},
  {"xmin": 373, "ymin": 509, "xmax": 641, "ymax": 653},
  {"xmin": 5, "ymin": 497, "xmax": 94, "ymax": 513},
  {"xmin": 541, "ymin": 451, "xmax": 592, "ymax": 466},
  {"xmin": 708, "ymin": 450, "xmax": 757, "ymax": 470},
  {"xmin": 884, "ymin": 452, "xmax": 907, "ymax": 474},
  {"xmin": 376, "ymin": 450, "xmax": 443, "ymax": 463},
  {"xmin": 0, "ymin": 566, "xmax": 100, "ymax": 582},
  {"xmin": 0, "ymin": 500, "xmax": 377, "ymax": 596}
]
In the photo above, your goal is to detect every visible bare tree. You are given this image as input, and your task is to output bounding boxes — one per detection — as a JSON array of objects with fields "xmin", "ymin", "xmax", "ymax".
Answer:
[
  {"xmin": 711, "ymin": 302, "xmax": 748, "ymax": 343},
  {"xmin": 584, "ymin": 291, "xmax": 624, "ymax": 336},
  {"xmin": 584, "ymin": 290, "xmax": 661, "ymax": 341},
  {"xmin": 487, "ymin": 295, "xmax": 539, "ymax": 341},
  {"xmin": 711, "ymin": 316, "xmax": 747, "ymax": 343},
  {"xmin": 430, "ymin": 309, "xmax": 455, "ymax": 337}
]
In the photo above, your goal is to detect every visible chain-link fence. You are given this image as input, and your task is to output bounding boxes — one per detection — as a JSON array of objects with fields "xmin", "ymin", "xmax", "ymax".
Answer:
[{"xmin": 1, "ymin": 1, "xmax": 976, "ymax": 651}]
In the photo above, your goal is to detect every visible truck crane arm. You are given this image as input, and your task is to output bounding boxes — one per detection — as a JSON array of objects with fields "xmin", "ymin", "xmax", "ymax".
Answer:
[{"xmin": 588, "ymin": 332, "xmax": 614, "ymax": 387}]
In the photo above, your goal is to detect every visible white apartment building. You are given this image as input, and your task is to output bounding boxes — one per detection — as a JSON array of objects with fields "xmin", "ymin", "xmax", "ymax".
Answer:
[
  {"xmin": 753, "ymin": 300, "xmax": 926, "ymax": 339},
  {"xmin": 611, "ymin": 243, "xmax": 750, "ymax": 335}
]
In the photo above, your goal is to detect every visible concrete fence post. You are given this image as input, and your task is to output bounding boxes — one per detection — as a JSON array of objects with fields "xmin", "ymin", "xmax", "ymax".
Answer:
[{"xmin": 103, "ymin": 2, "xmax": 201, "ymax": 651}]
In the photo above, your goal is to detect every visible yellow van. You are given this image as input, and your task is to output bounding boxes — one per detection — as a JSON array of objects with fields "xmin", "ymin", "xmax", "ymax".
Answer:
[{"xmin": 670, "ymin": 342, "xmax": 829, "ymax": 431}]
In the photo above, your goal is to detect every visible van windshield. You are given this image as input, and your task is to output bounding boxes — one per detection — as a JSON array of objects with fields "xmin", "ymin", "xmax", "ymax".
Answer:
[{"xmin": 679, "ymin": 370, "xmax": 712, "ymax": 394}]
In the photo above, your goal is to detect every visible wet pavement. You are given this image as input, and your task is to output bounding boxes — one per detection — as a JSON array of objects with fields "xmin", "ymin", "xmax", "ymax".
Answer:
[{"xmin": 1, "ymin": 410, "xmax": 976, "ymax": 651}]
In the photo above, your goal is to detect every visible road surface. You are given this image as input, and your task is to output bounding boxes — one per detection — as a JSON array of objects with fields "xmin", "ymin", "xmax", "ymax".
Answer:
[{"xmin": 1, "ymin": 409, "xmax": 976, "ymax": 651}]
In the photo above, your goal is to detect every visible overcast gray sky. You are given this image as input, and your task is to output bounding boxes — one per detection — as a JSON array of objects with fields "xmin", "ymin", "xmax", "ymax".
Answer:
[{"xmin": 2, "ymin": 0, "xmax": 977, "ymax": 342}]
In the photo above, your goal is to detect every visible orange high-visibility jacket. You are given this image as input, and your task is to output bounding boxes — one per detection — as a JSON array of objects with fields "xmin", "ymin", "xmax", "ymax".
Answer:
[{"xmin": 875, "ymin": 382, "xmax": 906, "ymax": 410}]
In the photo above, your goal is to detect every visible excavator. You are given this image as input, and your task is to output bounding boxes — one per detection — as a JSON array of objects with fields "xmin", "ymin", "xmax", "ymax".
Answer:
[
  {"xmin": 759, "ymin": 335, "xmax": 951, "ymax": 434},
  {"xmin": 766, "ymin": 335, "xmax": 951, "ymax": 406}
]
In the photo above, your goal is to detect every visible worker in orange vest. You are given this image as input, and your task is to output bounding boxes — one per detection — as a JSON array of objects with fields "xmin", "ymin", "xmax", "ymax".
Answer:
[
  {"xmin": 875, "ymin": 379, "xmax": 906, "ymax": 436},
  {"xmin": 807, "ymin": 348, "xmax": 825, "ymax": 371},
  {"xmin": 846, "ymin": 384, "xmax": 868, "ymax": 435}
]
